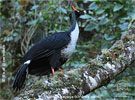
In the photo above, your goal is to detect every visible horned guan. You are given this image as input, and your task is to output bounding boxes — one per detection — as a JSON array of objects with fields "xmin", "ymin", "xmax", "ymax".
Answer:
[{"xmin": 13, "ymin": 6, "xmax": 82, "ymax": 90}]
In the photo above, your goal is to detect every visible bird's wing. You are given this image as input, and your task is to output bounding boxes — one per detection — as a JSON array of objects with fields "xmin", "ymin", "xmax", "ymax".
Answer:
[
  {"xmin": 32, "ymin": 49, "xmax": 55, "ymax": 60},
  {"xmin": 22, "ymin": 32, "xmax": 70, "ymax": 62}
]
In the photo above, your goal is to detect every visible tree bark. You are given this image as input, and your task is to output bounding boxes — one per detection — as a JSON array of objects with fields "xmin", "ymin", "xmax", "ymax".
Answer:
[{"xmin": 13, "ymin": 28, "xmax": 135, "ymax": 100}]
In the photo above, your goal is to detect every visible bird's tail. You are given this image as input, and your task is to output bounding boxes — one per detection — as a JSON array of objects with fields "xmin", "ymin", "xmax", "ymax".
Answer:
[{"xmin": 12, "ymin": 63, "xmax": 29, "ymax": 91}]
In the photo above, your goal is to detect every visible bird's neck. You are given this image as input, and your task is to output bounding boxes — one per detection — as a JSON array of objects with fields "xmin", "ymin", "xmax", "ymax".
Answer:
[
  {"xmin": 68, "ymin": 12, "xmax": 79, "ymax": 43},
  {"xmin": 68, "ymin": 12, "xmax": 78, "ymax": 32}
]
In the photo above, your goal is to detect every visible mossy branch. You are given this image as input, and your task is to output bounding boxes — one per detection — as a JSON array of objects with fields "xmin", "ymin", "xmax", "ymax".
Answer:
[{"xmin": 14, "ymin": 28, "xmax": 135, "ymax": 100}]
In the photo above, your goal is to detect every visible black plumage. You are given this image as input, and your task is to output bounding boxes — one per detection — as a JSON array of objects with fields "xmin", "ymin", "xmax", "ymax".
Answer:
[
  {"xmin": 13, "ymin": 6, "xmax": 81, "ymax": 90},
  {"xmin": 25, "ymin": 32, "xmax": 70, "ymax": 75}
]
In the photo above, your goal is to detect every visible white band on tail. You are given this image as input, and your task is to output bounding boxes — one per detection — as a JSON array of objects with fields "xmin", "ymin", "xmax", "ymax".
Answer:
[{"xmin": 24, "ymin": 60, "xmax": 31, "ymax": 65}]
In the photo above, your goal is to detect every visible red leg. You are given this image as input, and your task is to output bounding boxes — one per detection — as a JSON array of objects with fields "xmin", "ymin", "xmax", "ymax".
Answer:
[{"xmin": 51, "ymin": 67, "xmax": 55, "ymax": 76}]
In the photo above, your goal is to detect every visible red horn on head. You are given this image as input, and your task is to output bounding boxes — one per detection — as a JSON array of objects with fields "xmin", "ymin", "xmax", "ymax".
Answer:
[{"xmin": 72, "ymin": 6, "xmax": 77, "ymax": 11}]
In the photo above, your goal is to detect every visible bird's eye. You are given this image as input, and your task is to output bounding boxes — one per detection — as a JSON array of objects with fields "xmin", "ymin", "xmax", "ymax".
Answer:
[{"xmin": 83, "ymin": 10, "xmax": 86, "ymax": 14}]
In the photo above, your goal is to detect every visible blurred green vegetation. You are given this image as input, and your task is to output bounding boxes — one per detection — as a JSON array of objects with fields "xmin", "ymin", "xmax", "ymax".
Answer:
[{"xmin": 0, "ymin": 0, "xmax": 135, "ymax": 100}]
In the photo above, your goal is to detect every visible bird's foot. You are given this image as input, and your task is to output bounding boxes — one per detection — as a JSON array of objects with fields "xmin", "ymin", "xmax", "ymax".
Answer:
[
  {"xmin": 58, "ymin": 68, "xmax": 66, "ymax": 73},
  {"xmin": 58, "ymin": 68, "xmax": 73, "ymax": 73}
]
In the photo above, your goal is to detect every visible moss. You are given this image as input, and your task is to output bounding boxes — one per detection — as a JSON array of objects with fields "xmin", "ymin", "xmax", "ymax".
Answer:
[
  {"xmin": 83, "ymin": 63, "xmax": 100, "ymax": 78},
  {"xmin": 101, "ymin": 49, "xmax": 112, "ymax": 60},
  {"xmin": 93, "ymin": 60, "xmax": 104, "ymax": 67},
  {"xmin": 35, "ymin": 79, "xmax": 43, "ymax": 86},
  {"xmin": 123, "ymin": 34, "xmax": 135, "ymax": 42},
  {"xmin": 117, "ymin": 55, "xmax": 124, "ymax": 63},
  {"xmin": 51, "ymin": 78, "xmax": 63, "ymax": 88},
  {"xmin": 113, "ymin": 40, "xmax": 124, "ymax": 50},
  {"xmin": 101, "ymin": 49, "xmax": 116, "ymax": 63},
  {"xmin": 66, "ymin": 70, "xmax": 79, "ymax": 77},
  {"xmin": 52, "ymin": 71, "xmax": 64, "ymax": 79},
  {"xmin": 101, "ymin": 48, "xmax": 110, "ymax": 55},
  {"xmin": 66, "ymin": 70, "xmax": 82, "ymax": 86}
]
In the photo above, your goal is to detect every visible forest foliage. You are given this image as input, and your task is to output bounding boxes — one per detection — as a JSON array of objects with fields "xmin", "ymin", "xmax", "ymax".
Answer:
[{"xmin": 0, "ymin": 0, "xmax": 135, "ymax": 99}]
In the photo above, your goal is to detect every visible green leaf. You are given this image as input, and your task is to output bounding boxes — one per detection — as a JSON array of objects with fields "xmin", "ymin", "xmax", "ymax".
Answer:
[
  {"xmin": 89, "ymin": 2, "xmax": 98, "ymax": 10},
  {"xmin": 4, "ymin": 36, "xmax": 13, "ymax": 42},
  {"xmin": 64, "ymin": 16, "xmax": 69, "ymax": 20},
  {"xmin": 39, "ymin": 17, "xmax": 44, "ymax": 22},
  {"xmin": 98, "ymin": 14, "xmax": 107, "ymax": 20},
  {"xmin": 118, "ymin": 22, "xmax": 129, "ymax": 31},
  {"xmin": 96, "ymin": 9, "xmax": 104, "ymax": 15},
  {"xmin": 84, "ymin": 23, "xmax": 97, "ymax": 31},
  {"xmin": 80, "ymin": 14, "xmax": 96, "ymax": 20},
  {"xmin": 56, "ymin": 7, "xmax": 67, "ymax": 14},
  {"xmin": 104, "ymin": 34, "xmax": 115, "ymax": 40},
  {"xmin": 101, "ymin": 41, "xmax": 112, "ymax": 49},
  {"xmin": 119, "ymin": 17, "xmax": 130, "ymax": 23},
  {"xmin": 26, "ymin": 20, "xmax": 38, "ymax": 25},
  {"xmin": 128, "ymin": 11, "xmax": 135, "ymax": 19},
  {"xmin": 31, "ymin": 5, "xmax": 39, "ymax": 10},
  {"xmin": 113, "ymin": 4, "xmax": 123, "ymax": 12},
  {"xmin": 83, "ymin": 0, "xmax": 89, "ymax": 3},
  {"xmin": 99, "ymin": 18, "xmax": 108, "ymax": 25},
  {"xmin": 88, "ymin": 10, "xmax": 94, "ymax": 14},
  {"xmin": 12, "ymin": 33, "xmax": 18, "ymax": 37},
  {"xmin": 80, "ymin": 14, "xmax": 91, "ymax": 19},
  {"xmin": 89, "ymin": 16, "xmax": 97, "ymax": 21}
]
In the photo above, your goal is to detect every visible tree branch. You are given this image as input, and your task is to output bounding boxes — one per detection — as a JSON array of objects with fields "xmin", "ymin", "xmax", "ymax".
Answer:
[{"xmin": 14, "ymin": 29, "xmax": 135, "ymax": 100}]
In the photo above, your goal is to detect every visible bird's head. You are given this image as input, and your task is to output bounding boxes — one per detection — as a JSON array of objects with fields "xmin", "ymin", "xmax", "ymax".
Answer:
[{"xmin": 72, "ymin": 6, "xmax": 86, "ymax": 19}]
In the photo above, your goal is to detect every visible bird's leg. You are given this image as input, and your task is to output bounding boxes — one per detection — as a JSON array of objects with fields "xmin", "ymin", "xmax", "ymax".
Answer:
[{"xmin": 51, "ymin": 67, "xmax": 55, "ymax": 76}]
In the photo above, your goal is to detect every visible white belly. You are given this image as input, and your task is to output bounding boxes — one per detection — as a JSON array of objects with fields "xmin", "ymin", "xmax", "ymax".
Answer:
[{"xmin": 61, "ymin": 22, "xmax": 79, "ymax": 58}]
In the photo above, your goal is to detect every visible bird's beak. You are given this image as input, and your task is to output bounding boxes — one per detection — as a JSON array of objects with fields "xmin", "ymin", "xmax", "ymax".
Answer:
[{"xmin": 72, "ymin": 6, "xmax": 77, "ymax": 11}]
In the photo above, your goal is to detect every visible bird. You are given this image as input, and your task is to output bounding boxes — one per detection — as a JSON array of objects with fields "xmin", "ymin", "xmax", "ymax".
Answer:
[{"xmin": 13, "ymin": 6, "xmax": 82, "ymax": 91}]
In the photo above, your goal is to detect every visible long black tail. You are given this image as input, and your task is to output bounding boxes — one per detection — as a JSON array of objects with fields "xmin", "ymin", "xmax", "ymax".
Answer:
[{"xmin": 13, "ymin": 64, "xmax": 29, "ymax": 91}]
